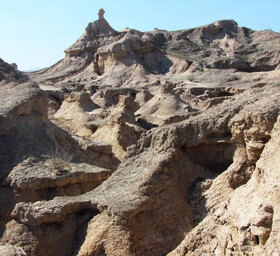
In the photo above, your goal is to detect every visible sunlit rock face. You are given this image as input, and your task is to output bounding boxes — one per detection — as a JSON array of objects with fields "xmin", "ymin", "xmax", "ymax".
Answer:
[
  {"xmin": 1, "ymin": 13, "xmax": 280, "ymax": 256},
  {"xmin": 64, "ymin": 8, "xmax": 119, "ymax": 58}
]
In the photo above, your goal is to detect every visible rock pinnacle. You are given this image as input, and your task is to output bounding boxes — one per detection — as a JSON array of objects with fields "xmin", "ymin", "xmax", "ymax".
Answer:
[{"xmin": 98, "ymin": 8, "xmax": 105, "ymax": 20}]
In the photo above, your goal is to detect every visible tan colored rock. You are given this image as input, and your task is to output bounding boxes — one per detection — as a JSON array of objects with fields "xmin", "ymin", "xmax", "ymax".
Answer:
[
  {"xmin": 54, "ymin": 91, "xmax": 99, "ymax": 137},
  {"xmin": 6, "ymin": 157, "xmax": 113, "ymax": 202},
  {"xmin": 64, "ymin": 8, "xmax": 118, "ymax": 58},
  {"xmin": 168, "ymin": 92, "xmax": 280, "ymax": 256},
  {"xmin": 0, "ymin": 81, "xmax": 118, "ymax": 241},
  {"xmin": 2, "ymin": 17, "xmax": 280, "ymax": 256},
  {"xmin": 0, "ymin": 245, "xmax": 26, "ymax": 256},
  {"xmin": 91, "ymin": 95, "xmax": 143, "ymax": 160},
  {"xmin": 135, "ymin": 82, "xmax": 193, "ymax": 126},
  {"xmin": 78, "ymin": 213, "xmax": 131, "ymax": 256},
  {"xmin": 0, "ymin": 58, "xmax": 28, "ymax": 86}
]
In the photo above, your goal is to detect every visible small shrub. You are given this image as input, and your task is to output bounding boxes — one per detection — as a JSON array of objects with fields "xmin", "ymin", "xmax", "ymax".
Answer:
[
  {"xmin": 198, "ymin": 66, "xmax": 204, "ymax": 72},
  {"xmin": 241, "ymin": 54, "xmax": 249, "ymax": 62},
  {"xmin": 227, "ymin": 75, "xmax": 240, "ymax": 82},
  {"xmin": 201, "ymin": 42, "xmax": 209, "ymax": 48},
  {"xmin": 187, "ymin": 74, "xmax": 195, "ymax": 82},
  {"xmin": 163, "ymin": 49, "xmax": 194, "ymax": 62},
  {"xmin": 50, "ymin": 146, "xmax": 73, "ymax": 174}
]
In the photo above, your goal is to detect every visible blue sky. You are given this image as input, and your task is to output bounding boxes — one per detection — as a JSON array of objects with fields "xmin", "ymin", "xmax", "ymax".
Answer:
[{"xmin": 0, "ymin": 0, "xmax": 279, "ymax": 71}]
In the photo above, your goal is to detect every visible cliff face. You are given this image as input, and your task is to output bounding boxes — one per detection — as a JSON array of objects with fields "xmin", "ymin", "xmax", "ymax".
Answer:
[{"xmin": 0, "ymin": 13, "xmax": 280, "ymax": 256}]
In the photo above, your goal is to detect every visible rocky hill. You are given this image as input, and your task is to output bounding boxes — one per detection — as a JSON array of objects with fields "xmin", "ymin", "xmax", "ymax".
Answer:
[{"xmin": 0, "ymin": 9, "xmax": 280, "ymax": 256}]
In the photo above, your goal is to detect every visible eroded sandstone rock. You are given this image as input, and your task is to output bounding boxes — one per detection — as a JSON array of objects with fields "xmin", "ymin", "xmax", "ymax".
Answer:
[
  {"xmin": 0, "ymin": 245, "xmax": 26, "ymax": 256},
  {"xmin": 0, "ymin": 81, "xmax": 118, "ymax": 241},
  {"xmin": 0, "ymin": 58, "xmax": 28, "ymax": 86},
  {"xmin": 6, "ymin": 157, "xmax": 113, "ymax": 202},
  {"xmin": 1, "ymin": 16, "xmax": 280, "ymax": 256}
]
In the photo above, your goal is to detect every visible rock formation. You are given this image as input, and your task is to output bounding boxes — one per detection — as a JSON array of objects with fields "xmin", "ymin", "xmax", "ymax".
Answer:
[
  {"xmin": 0, "ymin": 59, "xmax": 28, "ymax": 85},
  {"xmin": 0, "ymin": 9, "xmax": 280, "ymax": 256},
  {"xmin": 65, "ymin": 8, "xmax": 118, "ymax": 59}
]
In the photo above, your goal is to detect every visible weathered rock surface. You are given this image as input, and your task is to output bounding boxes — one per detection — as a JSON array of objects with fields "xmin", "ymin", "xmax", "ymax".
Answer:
[
  {"xmin": 65, "ymin": 8, "xmax": 118, "ymax": 58},
  {"xmin": 0, "ymin": 245, "xmax": 26, "ymax": 256},
  {"xmin": 0, "ymin": 82, "xmax": 118, "ymax": 237},
  {"xmin": 1, "ymin": 12, "xmax": 280, "ymax": 256},
  {"xmin": 0, "ymin": 58, "xmax": 28, "ymax": 86},
  {"xmin": 6, "ymin": 157, "xmax": 113, "ymax": 202},
  {"xmin": 54, "ymin": 91, "xmax": 99, "ymax": 137},
  {"xmin": 169, "ymin": 112, "xmax": 280, "ymax": 256}
]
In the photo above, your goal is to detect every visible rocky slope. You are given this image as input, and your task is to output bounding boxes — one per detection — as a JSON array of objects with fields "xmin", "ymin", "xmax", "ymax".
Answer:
[
  {"xmin": 0, "ymin": 9, "xmax": 280, "ymax": 256},
  {"xmin": 0, "ymin": 58, "xmax": 28, "ymax": 86}
]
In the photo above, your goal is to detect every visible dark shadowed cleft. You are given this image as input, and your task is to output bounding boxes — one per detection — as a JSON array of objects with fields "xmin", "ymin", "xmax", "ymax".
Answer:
[
  {"xmin": 71, "ymin": 208, "xmax": 100, "ymax": 255},
  {"xmin": 136, "ymin": 117, "xmax": 159, "ymax": 130},
  {"xmin": 185, "ymin": 142, "xmax": 236, "ymax": 173}
]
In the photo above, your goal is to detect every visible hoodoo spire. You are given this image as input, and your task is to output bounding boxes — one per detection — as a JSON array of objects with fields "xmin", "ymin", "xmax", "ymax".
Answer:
[
  {"xmin": 98, "ymin": 8, "xmax": 105, "ymax": 20},
  {"xmin": 64, "ymin": 8, "xmax": 118, "ymax": 57}
]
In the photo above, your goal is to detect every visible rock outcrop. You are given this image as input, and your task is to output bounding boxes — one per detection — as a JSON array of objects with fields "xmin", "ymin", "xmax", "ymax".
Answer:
[
  {"xmin": 169, "ymin": 106, "xmax": 280, "ymax": 256},
  {"xmin": 0, "ymin": 58, "xmax": 28, "ymax": 85},
  {"xmin": 0, "ymin": 82, "xmax": 118, "ymax": 240},
  {"xmin": 1, "ymin": 11, "xmax": 280, "ymax": 256},
  {"xmin": 65, "ymin": 8, "xmax": 118, "ymax": 58}
]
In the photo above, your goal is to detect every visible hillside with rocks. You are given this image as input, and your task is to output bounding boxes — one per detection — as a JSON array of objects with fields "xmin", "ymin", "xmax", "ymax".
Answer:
[{"xmin": 0, "ymin": 9, "xmax": 280, "ymax": 256}]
